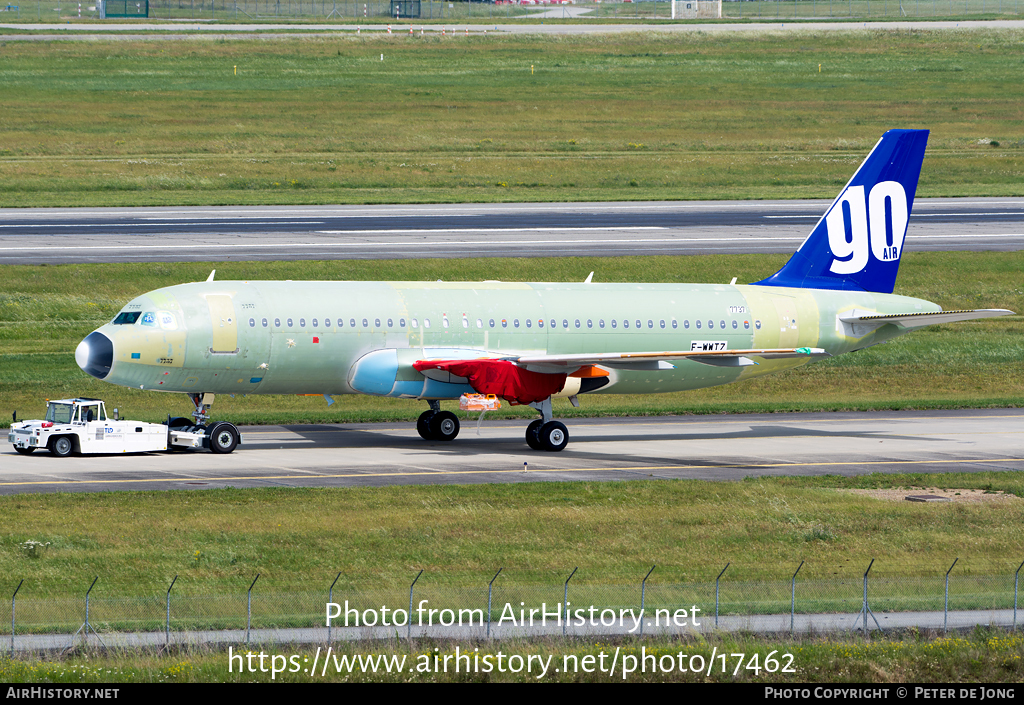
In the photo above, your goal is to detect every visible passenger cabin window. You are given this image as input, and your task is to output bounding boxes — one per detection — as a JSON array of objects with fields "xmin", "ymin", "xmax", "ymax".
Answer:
[
  {"xmin": 262, "ymin": 318, "xmax": 268, "ymax": 328},
  {"xmin": 337, "ymin": 318, "xmax": 344, "ymax": 327},
  {"xmin": 412, "ymin": 319, "xmax": 419, "ymax": 329},
  {"xmin": 732, "ymin": 320, "xmax": 738, "ymax": 329},
  {"xmin": 350, "ymin": 319, "xmax": 356, "ymax": 328},
  {"xmin": 312, "ymin": 319, "xmax": 318, "ymax": 328},
  {"xmin": 375, "ymin": 318, "xmax": 381, "ymax": 327},
  {"xmin": 623, "ymin": 320, "xmax": 629, "ymax": 329},
  {"xmin": 587, "ymin": 319, "xmax": 593, "ymax": 328},
  {"xmin": 113, "ymin": 311, "xmax": 141, "ymax": 325},
  {"xmin": 299, "ymin": 318, "xmax": 306, "ymax": 328},
  {"xmin": 744, "ymin": 321, "xmax": 750, "ymax": 329},
  {"xmin": 424, "ymin": 319, "xmax": 431, "ymax": 329},
  {"xmin": 526, "ymin": 319, "xmax": 532, "ymax": 328},
  {"xmin": 362, "ymin": 319, "xmax": 369, "ymax": 328},
  {"xmin": 489, "ymin": 319, "xmax": 495, "ymax": 328},
  {"xmin": 514, "ymin": 319, "xmax": 520, "ymax": 328},
  {"xmin": 249, "ymin": 318, "xmax": 256, "ymax": 328},
  {"xmin": 599, "ymin": 320, "xmax": 605, "ymax": 328},
  {"xmin": 636, "ymin": 320, "xmax": 642, "ymax": 329},
  {"xmin": 696, "ymin": 320, "xmax": 701, "ymax": 329},
  {"xmin": 275, "ymin": 318, "xmax": 281, "ymax": 327},
  {"xmin": 287, "ymin": 318, "xmax": 294, "ymax": 328},
  {"xmin": 501, "ymin": 319, "xmax": 508, "ymax": 328},
  {"xmin": 400, "ymin": 318, "xmax": 406, "ymax": 328},
  {"xmin": 611, "ymin": 320, "xmax": 617, "ymax": 329},
  {"xmin": 325, "ymin": 318, "xmax": 331, "ymax": 327},
  {"xmin": 388, "ymin": 318, "xmax": 394, "ymax": 328},
  {"xmin": 476, "ymin": 319, "xmax": 483, "ymax": 329}
]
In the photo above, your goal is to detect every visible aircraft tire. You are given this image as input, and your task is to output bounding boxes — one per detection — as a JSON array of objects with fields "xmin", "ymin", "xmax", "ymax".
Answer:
[
  {"xmin": 539, "ymin": 421, "xmax": 569, "ymax": 452},
  {"xmin": 14, "ymin": 446, "xmax": 34, "ymax": 455},
  {"xmin": 429, "ymin": 411, "xmax": 460, "ymax": 442},
  {"xmin": 50, "ymin": 436, "xmax": 74, "ymax": 458},
  {"xmin": 416, "ymin": 410, "xmax": 436, "ymax": 440},
  {"xmin": 208, "ymin": 422, "xmax": 239, "ymax": 454},
  {"xmin": 525, "ymin": 419, "xmax": 544, "ymax": 450}
]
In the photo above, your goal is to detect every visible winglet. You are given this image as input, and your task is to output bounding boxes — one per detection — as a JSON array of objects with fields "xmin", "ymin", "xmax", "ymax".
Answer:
[
  {"xmin": 206, "ymin": 270, "xmax": 216, "ymax": 282},
  {"xmin": 584, "ymin": 272, "xmax": 594, "ymax": 284}
]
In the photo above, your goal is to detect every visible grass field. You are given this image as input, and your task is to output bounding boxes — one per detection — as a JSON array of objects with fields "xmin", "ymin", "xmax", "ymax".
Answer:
[
  {"xmin": 1, "ymin": 251, "xmax": 1022, "ymax": 427},
  {"xmin": 2, "ymin": 630, "xmax": 1023, "ymax": 682},
  {"xmin": 1, "ymin": 470, "xmax": 1023, "ymax": 596},
  {"xmin": 0, "ymin": 31, "xmax": 1023, "ymax": 207}
]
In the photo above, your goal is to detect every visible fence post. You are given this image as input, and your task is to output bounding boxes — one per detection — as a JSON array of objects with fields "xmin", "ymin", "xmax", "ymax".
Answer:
[
  {"xmin": 862, "ymin": 559, "xmax": 873, "ymax": 635},
  {"xmin": 407, "ymin": 570, "xmax": 423, "ymax": 639},
  {"xmin": 246, "ymin": 574, "xmax": 259, "ymax": 645},
  {"xmin": 328, "ymin": 572, "xmax": 341, "ymax": 643},
  {"xmin": 638, "ymin": 565, "xmax": 655, "ymax": 635},
  {"xmin": 165, "ymin": 575, "xmax": 177, "ymax": 645},
  {"xmin": 715, "ymin": 563, "xmax": 730, "ymax": 628},
  {"xmin": 10, "ymin": 577, "xmax": 21, "ymax": 655},
  {"xmin": 486, "ymin": 568, "xmax": 502, "ymax": 639},
  {"xmin": 1011, "ymin": 561, "xmax": 1019, "ymax": 635},
  {"xmin": 944, "ymin": 558, "xmax": 958, "ymax": 634},
  {"xmin": 563, "ymin": 567, "xmax": 577, "ymax": 637},
  {"xmin": 85, "ymin": 577, "xmax": 97, "ymax": 644},
  {"xmin": 791, "ymin": 561, "xmax": 804, "ymax": 636}
]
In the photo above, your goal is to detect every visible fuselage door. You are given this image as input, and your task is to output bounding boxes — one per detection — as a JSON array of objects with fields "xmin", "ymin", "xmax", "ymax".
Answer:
[{"xmin": 206, "ymin": 294, "xmax": 239, "ymax": 354}]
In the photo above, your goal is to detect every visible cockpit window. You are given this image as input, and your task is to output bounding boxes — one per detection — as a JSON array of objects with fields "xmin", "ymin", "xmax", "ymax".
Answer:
[{"xmin": 112, "ymin": 311, "xmax": 141, "ymax": 325}]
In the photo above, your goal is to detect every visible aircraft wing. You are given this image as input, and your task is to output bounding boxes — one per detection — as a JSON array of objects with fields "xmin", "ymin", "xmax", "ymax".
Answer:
[
  {"xmin": 413, "ymin": 347, "xmax": 829, "ymax": 404},
  {"xmin": 511, "ymin": 347, "xmax": 830, "ymax": 371},
  {"xmin": 839, "ymin": 308, "xmax": 1014, "ymax": 336}
]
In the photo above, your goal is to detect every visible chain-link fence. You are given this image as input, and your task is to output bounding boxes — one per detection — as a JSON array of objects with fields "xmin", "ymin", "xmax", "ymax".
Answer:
[
  {"xmin": 1, "ymin": 0, "xmax": 1019, "ymax": 21},
  {"xmin": 3, "ymin": 561, "xmax": 1024, "ymax": 651}
]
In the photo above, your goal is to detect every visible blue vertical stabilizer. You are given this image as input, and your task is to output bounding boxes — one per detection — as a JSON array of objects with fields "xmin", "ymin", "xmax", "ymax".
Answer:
[{"xmin": 754, "ymin": 129, "xmax": 929, "ymax": 294}]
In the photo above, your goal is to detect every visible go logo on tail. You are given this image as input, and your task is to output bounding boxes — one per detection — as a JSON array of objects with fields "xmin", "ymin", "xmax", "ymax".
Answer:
[{"xmin": 826, "ymin": 181, "xmax": 908, "ymax": 274}]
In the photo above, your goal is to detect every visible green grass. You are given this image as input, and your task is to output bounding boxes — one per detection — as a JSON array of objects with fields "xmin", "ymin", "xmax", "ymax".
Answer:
[
  {"xmin": 2, "ymin": 252, "xmax": 1022, "ymax": 427},
  {"xmin": 1, "ymin": 31, "xmax": 1024, "ymax": 206},
  {"xmin": 1, "ymin": 630, "xmax": 1023, "ymax": 682},
  {"xmin": 2, "ymin": 471, "xmax": 1023, "ymax": 597}
]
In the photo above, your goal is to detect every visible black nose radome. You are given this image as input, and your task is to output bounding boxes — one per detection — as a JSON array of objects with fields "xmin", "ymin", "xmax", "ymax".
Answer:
[{"xmin": 76, "ymin": 331, "xmax": 114, "ymax": 380}]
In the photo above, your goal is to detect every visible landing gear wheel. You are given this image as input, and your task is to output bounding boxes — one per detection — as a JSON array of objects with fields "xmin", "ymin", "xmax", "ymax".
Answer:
[
  {"xmin": 525, "ymin": 419, "xmax": 544, "ymax": 450},
  {"xmin": 50, "ymin": 436, "xmax": 73, "ymax": 458},
  {"xmin": 208, "ymin": 422, "xmax": 239, "ymax": 455},
  {"xmin": 416, "ymin": 410, "xmax": 436, "ymax": 440},
  {"xmin": 14, "ymin": 446, "xmax": 34, "ymax": 455},
  {"xmin": 428, "ymin": 411, "xmax": 460, "ymax": 442},
  {"xmin": 539, "ymin": 421, "xmax": 569, "ymax": 452}
]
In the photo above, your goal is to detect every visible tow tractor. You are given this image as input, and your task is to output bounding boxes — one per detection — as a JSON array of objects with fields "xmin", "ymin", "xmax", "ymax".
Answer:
[{"xmin": 8, "ymin": 398, "xmax": 241, "ymax": 456}]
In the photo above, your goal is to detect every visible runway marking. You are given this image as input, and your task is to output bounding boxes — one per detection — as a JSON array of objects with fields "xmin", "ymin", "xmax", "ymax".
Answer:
[
  {"xmin": 2, "ymin": 456, "xmax": 1022, "ymax": 488},
  {"xmin": 237, "ymin": 413, "xmax": 1024, "ymax": 437}
]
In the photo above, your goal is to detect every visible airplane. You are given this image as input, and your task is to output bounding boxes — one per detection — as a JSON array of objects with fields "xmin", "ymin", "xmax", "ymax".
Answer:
[{"xmin": 73, "ymin": 129, "xmax": 1013, "ymax": 453}]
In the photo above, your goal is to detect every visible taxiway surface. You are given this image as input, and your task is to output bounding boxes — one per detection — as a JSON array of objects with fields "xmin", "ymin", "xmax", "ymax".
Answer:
[
  {"xmin": 3, "ymin": 409, "xmax": 1021, "ymax": 494},
  {"xmin": 2, "ymin": 198, "xmax": 1023, "ymax": 264}
]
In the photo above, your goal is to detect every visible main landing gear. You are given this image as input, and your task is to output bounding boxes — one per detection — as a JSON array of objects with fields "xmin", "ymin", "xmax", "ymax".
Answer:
[
  {"xmin": 415, "ymin": 396, "xmax": 568, "ymax": 451},
  {"xmin": 525, "ymin": 397, "xmax": 568, "ymax": 452},
  {"xmin": 417, "ymin": 400, "xmax": 461, "ymax": 442}
]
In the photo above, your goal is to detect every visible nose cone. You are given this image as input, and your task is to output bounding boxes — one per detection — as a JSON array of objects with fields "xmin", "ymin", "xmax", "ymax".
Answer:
[{"xmin": 76, "ymin": 331, "xmax": 114, "ymax": 380}]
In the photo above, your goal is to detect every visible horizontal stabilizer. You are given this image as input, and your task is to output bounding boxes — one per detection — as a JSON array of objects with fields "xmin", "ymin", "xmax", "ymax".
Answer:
[{"xmin": 839, "ymin": 308, "xmax": 1014, "ymax": 337}]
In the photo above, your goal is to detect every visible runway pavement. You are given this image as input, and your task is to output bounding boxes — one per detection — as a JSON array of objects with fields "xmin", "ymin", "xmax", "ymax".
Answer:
[
  {"xmin": 3, "ymin": 19, "xmax": 1024, "ymax": 39},
  {"xmin": 2, "ymin": 197, "xmax": 1023, "ymax": 264},
  {"xmin": 3, "ymin": 408, "xmax": 1022, "ymax": 494}
]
